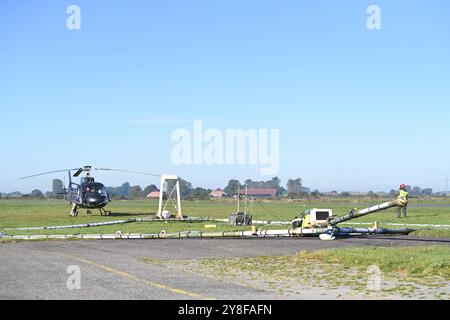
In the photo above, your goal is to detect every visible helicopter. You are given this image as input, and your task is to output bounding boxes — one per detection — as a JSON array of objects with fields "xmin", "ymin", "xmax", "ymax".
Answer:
[{"xmin": 19, "ymin": 166, "xmax": 160, "ymax": 217}]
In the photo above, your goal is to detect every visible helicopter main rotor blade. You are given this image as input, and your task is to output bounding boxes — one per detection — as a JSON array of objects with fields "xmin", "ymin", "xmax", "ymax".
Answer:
[
  {"xmin": 95, "ymin": 168, "xmax": 161, "ymax": 178},
  {"xmin": 19, "ymin": 168, "xmax": 79, "ymax": 180},
  {"xmin": 72, "ymin": 166, "xmax": 93, "ymax": 177},
  {"xmin": 72, "ymin": 168, "xmax": 84, "ymax": 177}
]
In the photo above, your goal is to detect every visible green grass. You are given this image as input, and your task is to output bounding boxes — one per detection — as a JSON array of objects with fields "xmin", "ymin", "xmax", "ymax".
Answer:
[
  {"xmin": 307, "ymin": 246, "xmax": 450, "ymax": 278},
  {"xmin": 3, "ymin": 199, "xmax": 448, "ymax": 298},
  {"xmin": 1, "ymin": 198, "xmax": 450, "ymax": 238},
  {"xmin": 140, "ymin": 246, "xmax": 450, "ymax": 298}
]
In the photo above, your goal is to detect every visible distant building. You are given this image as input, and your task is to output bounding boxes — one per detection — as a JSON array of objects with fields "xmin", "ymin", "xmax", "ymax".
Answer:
[
  {"xmin": 210, "ymin": 188, "xmax": 228, "ymax": 198},
  {"xmin": 146, "ymin": 190, "xmax": 161, "ymax": 198},
  {"xmin": 240, "ymin": 188, "xmax": 277, "ymax": 198}
]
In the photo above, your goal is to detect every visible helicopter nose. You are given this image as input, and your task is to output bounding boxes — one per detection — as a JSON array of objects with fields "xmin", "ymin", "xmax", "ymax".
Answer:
[
  {"xmin": 87, "ymin": 197, "xmax": 99, "ymax": 203},
  {"xmin": 88, "ymin": 195, "xmax": 107, "ymax": 203}
]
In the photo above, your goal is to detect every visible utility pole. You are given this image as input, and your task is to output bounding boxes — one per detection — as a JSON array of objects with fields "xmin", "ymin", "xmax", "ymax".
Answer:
[
  {"xmin": 445, "ymin": 176, "xmax": 449, "ymax": 197},
  {"xmin": 237, "ymin": 185, "xmax": 240, "ymax": 213}
]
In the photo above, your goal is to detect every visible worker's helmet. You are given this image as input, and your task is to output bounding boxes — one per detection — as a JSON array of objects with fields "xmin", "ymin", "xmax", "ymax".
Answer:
[{"xmin": 400, "ymin": 184, "xmax": 406, "ymax": 189}]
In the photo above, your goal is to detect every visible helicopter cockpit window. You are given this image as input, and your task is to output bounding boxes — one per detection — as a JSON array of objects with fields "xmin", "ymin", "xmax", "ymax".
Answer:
[{"xmin": 84, "ymin": 184, "xmax": 107, "ymax": 195}]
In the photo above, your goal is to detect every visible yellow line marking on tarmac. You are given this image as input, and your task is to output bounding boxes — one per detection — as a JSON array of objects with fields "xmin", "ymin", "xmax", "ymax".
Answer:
[{"xmin": 52, "ymin": 252, "xmax": 215, "ymax": 300}]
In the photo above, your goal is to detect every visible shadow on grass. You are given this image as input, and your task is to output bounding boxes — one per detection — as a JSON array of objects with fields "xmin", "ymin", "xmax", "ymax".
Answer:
[
  {"xmin": 108, "ymin": 212, "xmax": 154, "ymax": 217},
  {"xmin": 75, "ymin": 211, "xmax": 154, "ymax": 218}
]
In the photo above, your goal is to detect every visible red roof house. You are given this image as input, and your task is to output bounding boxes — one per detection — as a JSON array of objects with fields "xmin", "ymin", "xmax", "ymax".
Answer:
[
  {"xmin": 210, "ymin": 188, "xmax": 228, "ymax": 198},
  {"xmin": 146, "ymin": 190, "xmax": 161, "ymax": 198},
  {"xmin": 240, "ymin": 188, "xmax": 277, "ymax": 197}
]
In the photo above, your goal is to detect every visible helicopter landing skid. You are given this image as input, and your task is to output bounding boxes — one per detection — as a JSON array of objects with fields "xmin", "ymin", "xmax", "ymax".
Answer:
[
  {"xmin": 99, "ymin": 208, "xmax": 111, "ymax": 216},
  {"xmin": 70, "ymin": 204, "xmax": 110, "ymax": 217},
  {"xmin": 70, "ymin": 203, "xmax": 78, "ymax": 217}
]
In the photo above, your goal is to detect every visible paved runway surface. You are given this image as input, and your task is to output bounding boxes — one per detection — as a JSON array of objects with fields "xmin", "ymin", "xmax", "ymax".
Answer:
[{"xmin": 1, "ymin": 236, "xmax": 449, "ymax": 300}]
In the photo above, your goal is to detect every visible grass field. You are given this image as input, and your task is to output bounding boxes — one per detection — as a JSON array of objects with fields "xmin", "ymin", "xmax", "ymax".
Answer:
[
  {"xmin": 2, "ymin": 198, "xmax": 449, "ymax": 298},
  {"xmin": 0, "ymin": 198, "xmax": 450, "ymax": 238},
  {"xmin": 141, "ymin": 246, "xmax": 450, "ymax": 299}
]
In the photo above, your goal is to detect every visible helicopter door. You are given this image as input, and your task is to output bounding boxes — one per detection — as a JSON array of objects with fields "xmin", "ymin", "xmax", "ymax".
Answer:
[{"xmin": 69, "ymin": 184, "xmax": 82, "ymax": 203}]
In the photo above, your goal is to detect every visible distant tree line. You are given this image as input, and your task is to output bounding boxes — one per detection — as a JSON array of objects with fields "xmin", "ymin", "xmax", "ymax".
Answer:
[
  {"xmin": 106, "ymin": 182, "xmax": 160, "ymax": 200},
  {"xmin": 224, "ymin": 177, "xmax": 287, "ymax": 196},
  {"xmin": 388, "ymin": 185, "xmax": 435, "ymax": 197},
  {"xmin": 223, "ymin": 177, "xmax": 314, "ymax": 198},
  {"xmin": 0, "ymin": 178, "xmax": 446, "ymax": 200}
]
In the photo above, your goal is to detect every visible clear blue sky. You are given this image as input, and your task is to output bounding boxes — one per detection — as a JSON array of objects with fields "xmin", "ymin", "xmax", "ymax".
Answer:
[{"xmin": 1, "ymin": 0, "xmax": 449, "ymax": 193}]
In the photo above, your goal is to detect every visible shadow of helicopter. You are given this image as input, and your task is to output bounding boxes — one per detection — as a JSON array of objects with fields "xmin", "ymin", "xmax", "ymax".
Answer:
[{"xmin": 107, "ymin": 212, "xmax": 156, "ymax": 217}]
